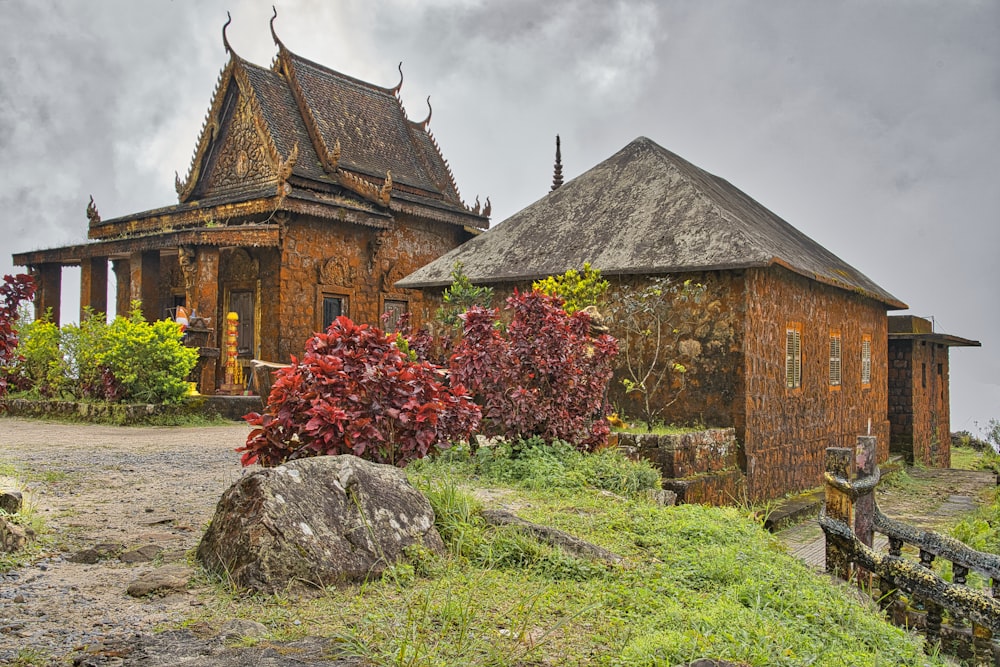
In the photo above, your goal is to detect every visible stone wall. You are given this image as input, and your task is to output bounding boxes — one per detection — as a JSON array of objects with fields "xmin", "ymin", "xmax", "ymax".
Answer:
[
  {"xmin": 888, "ymin": 339, "xmax": 951, "ymax": 467},
  {"xmin": 276, "ymin": 212, "xmax": 471, "ymax": 362},
  {"xmin": 618, "ymin": 428, "xmax": 745, "ymax": 505},
  {"xmin": 741, "ymin": 267, "xmax": 890, "ymax": 501}
]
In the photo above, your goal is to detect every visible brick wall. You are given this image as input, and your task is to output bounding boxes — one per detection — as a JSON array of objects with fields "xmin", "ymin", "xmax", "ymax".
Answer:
[
  {"xmin": 741, "ymin": 267, "xmax": 889, "ymax": 501},
  {"xmin": 276, "ymin": 213, "xmax": 471, "ymax": 361},
  {"xmin": 888, "ymin": 339, "xmax": 951, "ymax": 467}
]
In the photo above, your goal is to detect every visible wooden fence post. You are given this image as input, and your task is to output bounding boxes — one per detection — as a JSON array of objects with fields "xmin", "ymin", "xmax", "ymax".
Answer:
[{"xmin": 825, "ymin": 446, "xmax": 855, "ymax": 580}]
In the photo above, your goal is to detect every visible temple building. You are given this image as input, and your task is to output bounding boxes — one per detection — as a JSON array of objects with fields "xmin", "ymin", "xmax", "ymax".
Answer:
[
  {"xmin": 12, "ymin": 14, "xmax": 488, "ymax": 393},
  {"xmin": 400, "ymin": 137, "xmax": 980, "ymax": 500}
]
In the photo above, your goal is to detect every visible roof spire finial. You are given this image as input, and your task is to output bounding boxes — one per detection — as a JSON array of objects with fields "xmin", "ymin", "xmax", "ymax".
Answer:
[
  {"xmin": 222, "ymin": 12, "xmax": 234, "ymax": 55},
  {"xmin": 269, "ymin": 5, "xmax": 285, "ymax": 50},
  {"xmin": 419, "ymin": 96, "xmax": 432, "ymax": 128},
  {"xmin": 550, "ymin": 134, "xmax": 564, "ymax": 191},
  {"xmin": 389, "ymin": 62, "xmax": 404, "ymax": 95}
]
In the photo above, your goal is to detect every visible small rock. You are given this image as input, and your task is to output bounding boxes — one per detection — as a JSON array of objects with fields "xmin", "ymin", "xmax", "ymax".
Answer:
[
  {"xmin": 217, "ymin": 618, "xmax": 268, "ymax": 639},
  {"xmin": 0, "ymin": 491, "xmax": 22, "ymax": 514},
  {"xmin": 13, "ymin": 593, "xmax": 26, "ymax": 603},
  {"xmin": 119, "ymin": 544, "xmax": 164, "ymax": 563},
  {"xmin": 648, "ymin": 488, "xmax": 678, "ymax": 506},
  {"xmin": 126, "ymin": 565, "xmax": 191, "ymax": 597},
  {"xmin": 0, "ymin": 516, "xmax": 29, "ymax": 553},
  {"xmin": 68, "ymin": 543, "xmax": 123, "ymax": 564}
]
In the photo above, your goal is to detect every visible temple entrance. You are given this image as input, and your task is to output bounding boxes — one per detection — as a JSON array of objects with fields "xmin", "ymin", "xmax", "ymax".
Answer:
[{"xmin": 228, "ymin": 290, "xmax": 255, "ymax": 356}]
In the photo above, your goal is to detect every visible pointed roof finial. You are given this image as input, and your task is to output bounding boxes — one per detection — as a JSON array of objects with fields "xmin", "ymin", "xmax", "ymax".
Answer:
[
  {"xmin": 550, "ymin": 134, "xmax": 564, "ymax": 191},
  {"xmin": 389, "ymin": 62, "xmax": 404, "ymax": 95},
  {"xmin": 269, "ymin": 5, "xmax": 285, "ymax": 50},
  {"xmin": 222, "ymin": 12, "xmax": 234, "ymax": 54},
  {"xmin": 419, "ymin": 96, "xmax": 432, "ymax": 128}
]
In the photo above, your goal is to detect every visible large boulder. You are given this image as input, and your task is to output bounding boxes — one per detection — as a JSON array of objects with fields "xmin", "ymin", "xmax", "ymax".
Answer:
[{"xmin": 197, "ymin": 455, "xmax": 444, "ymax": 593}]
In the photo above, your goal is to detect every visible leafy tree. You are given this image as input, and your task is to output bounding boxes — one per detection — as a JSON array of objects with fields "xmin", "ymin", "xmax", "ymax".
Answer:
[
  {"xmin": 0, "ymin": 274, "xmax": 36, "ymax": 397},
  {"xmin": 611, "ymin": 276, "xmax": 712, "ymax": 430},
  {"xmin": 436, "ymin": 261, "xmax": 494, "ymax": 330},
  {"xmin": 532, "ymin": 262, "xmax": 609, "ymax": 314},
  {"xmin": 449, "ymin": 290, "xmax": 618, "ymax": 451},
  {"xmin": 240, "ymin": 316, "xmax": 481, "ymax": 468}
]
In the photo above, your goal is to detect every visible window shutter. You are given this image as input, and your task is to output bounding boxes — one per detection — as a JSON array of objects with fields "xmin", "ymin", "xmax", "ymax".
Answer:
[
  {"xmin": 829, "ymin": 333, "xmax": 842, "ymax": 387},
  {"xmin": 861, "ymin": 336, "xmax": 872, "ymax": 386},
  {"xmin": 786, "ymin": 325, "xmax": 802, "ymax": 389}
]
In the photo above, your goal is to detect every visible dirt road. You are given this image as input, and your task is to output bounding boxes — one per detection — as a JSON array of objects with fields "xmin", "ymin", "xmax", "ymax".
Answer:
[{"xmin": 0, "ymin": 417, "xmax": 252, "ymax": 665}]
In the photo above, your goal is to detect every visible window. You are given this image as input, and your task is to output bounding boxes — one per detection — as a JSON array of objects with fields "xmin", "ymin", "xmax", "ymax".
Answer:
[
  {"xmin": 829, "ymin": 331, "xmax": 842, "ymax": 389},
  {"xmin": 785, "ymin": 323, "xmax": 802, "ymax": 389},
  {"xmin": 322, "ymin": 295, "xmax": 345, "ymax": 331},
  {"xmin": 382, "ymin": 299, "xmax": 408, "ymax": 333},
  {"xmin": 861, "ymin": 334, "xmax": 872, "ymax": 388}
]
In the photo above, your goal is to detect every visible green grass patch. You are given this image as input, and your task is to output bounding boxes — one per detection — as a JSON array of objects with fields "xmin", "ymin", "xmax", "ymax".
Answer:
[
  {"xmin": 612, "ymin": 421, "xmax": 708, "ymax": 435},
  {"xmin": 186, "ymin": 444, "xmax": 938, "ymax": 666},
  {"xmin": 949, "ymin": 445, "xmax": 984, "ymax": 471}
]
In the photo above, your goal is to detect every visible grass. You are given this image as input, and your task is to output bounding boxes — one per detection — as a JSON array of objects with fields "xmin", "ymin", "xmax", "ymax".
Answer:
[
  {"xmin": 611, "ymin": 420, "xmax": 708, "ymax": 435},
  {"xmin": 184, "ymin": 442, "xmax": 941, "ymax": 666},
  {"xmin": 0, "ymin": 464, "xmax": 49, "ymax": 572}
]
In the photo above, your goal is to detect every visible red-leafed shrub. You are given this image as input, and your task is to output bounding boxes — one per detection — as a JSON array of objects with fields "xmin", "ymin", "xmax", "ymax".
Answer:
[
  {"xmin": 449, "ymin": 290, "xmax": 618, "ymax": 451},
  {"xmin": 239, "ymin": 316, "xmax": 481, "ymax": 468},
  {"xmin": 0, "ymin": 274, "xmax": 36, "ymax": 398}
]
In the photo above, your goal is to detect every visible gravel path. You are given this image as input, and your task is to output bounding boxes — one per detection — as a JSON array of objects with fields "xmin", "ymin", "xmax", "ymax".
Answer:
[{"xmin": 0, "ymin": 417, "xmax": 253, "ymax": 665}]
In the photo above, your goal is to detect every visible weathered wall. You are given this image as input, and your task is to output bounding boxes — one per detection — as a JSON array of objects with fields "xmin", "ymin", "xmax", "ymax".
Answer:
[
  {"xmin": 888, "ymin": 339, "xmax": 951, "ymax": 467},
  {"xmin": 742, "ymin": 267, "xmax": 889, "ymax": 501},
  {"xmin": 276, "ymin": 213, "xmax": 471, "ymax": 362},
  {"xmin": 604, "ymin": 272, "xmax": 745, "ymax": 431}
]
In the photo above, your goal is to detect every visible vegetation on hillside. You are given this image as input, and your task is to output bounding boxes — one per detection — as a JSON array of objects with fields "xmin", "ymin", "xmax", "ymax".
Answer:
[{"xmin": 193, "ymin": 442, "xmax": 938, "ymax": 666}]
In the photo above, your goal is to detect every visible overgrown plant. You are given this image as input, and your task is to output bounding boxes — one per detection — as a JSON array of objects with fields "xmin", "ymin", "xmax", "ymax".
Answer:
[
  {"xmin": 532, "ymin": 262, "xmax": 609, "ymax": 314},
  {"xmin": 100, "ymin": 305, "xmax": 197, "ymax": 404},
  {"xmin": 240, "ymin": 316, "xmax": 481, "ymax": 468},
  {"xmin": 12, "ymin": 313, "xmax": 64, "ymax": 397},
  {"xmin": 436, "ymin": 261, "xmax": 494, "ymax": 331},
  {"xmin": 611, "ymin": 276, "xmax": 713, "ymax": 430},
  {"xmin": 449, "ymin": 290, "xmax": 618, "ymax": 450},
  {"xmin": 0, "ymin": 273, "xmax": 35, "ymax": 397}
]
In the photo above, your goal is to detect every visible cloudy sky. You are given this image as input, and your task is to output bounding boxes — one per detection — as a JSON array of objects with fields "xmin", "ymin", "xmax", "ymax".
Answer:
[{"xmin": 1, "ymin": 0, "xmax": 997, "ymax": 433}]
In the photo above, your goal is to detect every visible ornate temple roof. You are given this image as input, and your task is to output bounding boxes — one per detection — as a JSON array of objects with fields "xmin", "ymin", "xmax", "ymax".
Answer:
[
  {"xmin": 398, "ymin": 136, "xmax": 906, "ymax": 310},
  {"xmin": 85, "ymin": 11, "xmax": 486, "ymax": 241}
]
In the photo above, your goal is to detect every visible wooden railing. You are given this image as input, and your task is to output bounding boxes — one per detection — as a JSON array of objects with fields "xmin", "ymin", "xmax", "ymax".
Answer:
[{"xmin": 820, "ymin": 437, "xmax": 1000, "ymax": 664}]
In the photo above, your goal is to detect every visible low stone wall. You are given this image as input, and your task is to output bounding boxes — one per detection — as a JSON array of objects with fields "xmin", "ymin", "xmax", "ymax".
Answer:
[
  {"xmin": 0, "ymin": 398, "xmax": 174, "ymax": 424},
  {"xmin": 0, "ymin": 396, "xmax": 262, "ymax": 424},
  {"xmin": 618, "ymin": 428, "xmax": 747, "ymax": 506}
]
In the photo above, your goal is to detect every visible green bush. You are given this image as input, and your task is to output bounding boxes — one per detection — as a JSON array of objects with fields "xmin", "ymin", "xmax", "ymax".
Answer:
[
  {"xmin": 13, "ymin": 314, "xmax": 64, "ymax": 396},
  {"xmin": 102, "ymin": 307, "xmax": 198, "ymax": 404},
  {"xmin": 11, "ymin": 305, "xmax": 197, "ymax": 405},
  {"xmin": 532, "ymin": 262, "xmax": 609, "ymax": 314}
]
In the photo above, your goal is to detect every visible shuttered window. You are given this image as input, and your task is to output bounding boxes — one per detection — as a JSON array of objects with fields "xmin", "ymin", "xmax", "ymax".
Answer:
[
  {"xmin": 785, "ymin": 323, "xmax": 802, "ymax": 389},
  {"xmin": 829, "ymin": 331, "xmax": 842, "ymax": 389},
  {"xmin": 861, "ymin": 334, "xmax": 872, "ymax": 388}
]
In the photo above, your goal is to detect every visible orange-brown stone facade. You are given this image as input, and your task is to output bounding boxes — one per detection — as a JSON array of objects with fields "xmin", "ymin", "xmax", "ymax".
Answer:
[
  {"xmin": 275, "ymin": 212, "xmax": 472, "ymax": 362},
  {"xmin": 741, "ymin": 267, "xmax": 889, "ymax": 501},
  {"xmin": 417, "ymin": 265, "xmax": 889, "ymax": 502},
  {"xmin": 888, "ymin": 339, "xmax": 951, "ymax": 467}
]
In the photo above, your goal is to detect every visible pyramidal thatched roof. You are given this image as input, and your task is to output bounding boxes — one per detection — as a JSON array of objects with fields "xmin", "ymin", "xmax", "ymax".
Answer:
[{"xmin": 398, "ymin": 136, "xmax": 905, "ymax": 309}]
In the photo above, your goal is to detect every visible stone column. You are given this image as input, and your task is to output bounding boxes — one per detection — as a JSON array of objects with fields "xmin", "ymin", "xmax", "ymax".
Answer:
[
  {"xmin": 79, "ymin": 257, "xmax": 108, "ymax": 319},
  {"xmin": 194, "ymin": 246, "xmax": 220, "ymax": 393},
  {"xmin": 129, "ymin": 250, "xmax": 161, "ymax": 323},
  {"xmin": 34, "ymin": 263, "xmax": 62, "ymax": 325},
  {"xmin": 112, "ymin": 259, "xmax": 130, "ymax": 317}
]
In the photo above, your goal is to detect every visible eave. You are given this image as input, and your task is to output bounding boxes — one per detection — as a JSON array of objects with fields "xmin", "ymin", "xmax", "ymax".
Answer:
[{"xmin": 13, "ymin": 225, "xmax": 281, "ymax": 267}]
